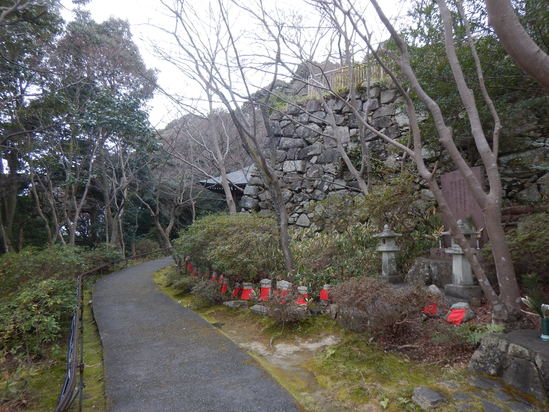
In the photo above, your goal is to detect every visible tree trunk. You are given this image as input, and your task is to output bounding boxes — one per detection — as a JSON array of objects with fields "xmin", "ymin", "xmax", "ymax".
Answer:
[
  {"xmin": 154, "ymin": 216, "xmax": 172, "ymax": 249},
  {"xmin": 219, "ymin": 164, "xmax": 237, "ymax": 214},
  {"xmin": 485, "ymin": 0, "xmax": 549, "ymax": 90}
]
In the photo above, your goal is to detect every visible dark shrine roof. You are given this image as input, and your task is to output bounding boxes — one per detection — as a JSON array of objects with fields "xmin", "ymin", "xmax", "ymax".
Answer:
[{"xmin": 199, "ymin": 165, "xmax": 254, "ymax": 192}]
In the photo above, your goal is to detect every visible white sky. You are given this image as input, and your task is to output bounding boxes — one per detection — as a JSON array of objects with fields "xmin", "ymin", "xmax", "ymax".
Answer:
[{"xmin": 60, "ymin": 0, "xmax": 407, "ymax": 129}]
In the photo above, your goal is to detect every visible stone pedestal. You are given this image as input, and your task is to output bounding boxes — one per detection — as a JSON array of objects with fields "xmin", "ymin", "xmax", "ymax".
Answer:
[
  {"xmin": 443, "ymin": 242, "xmax": 482, "ymax": 299},
  {"xmin": 442, "ymin": 221, "xmax": 482, "ymax": 300}
]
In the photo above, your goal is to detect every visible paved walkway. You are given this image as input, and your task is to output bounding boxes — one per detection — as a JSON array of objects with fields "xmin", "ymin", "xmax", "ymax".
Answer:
[{"xmin": 93, "ymin": 257, "xmax": 300, "ymax": 412}]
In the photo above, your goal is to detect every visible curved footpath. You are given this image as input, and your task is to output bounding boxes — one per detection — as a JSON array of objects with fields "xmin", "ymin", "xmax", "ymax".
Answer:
[{"xmin": 93, "ymin": 257, "xmax": 300, "ymax": 412}]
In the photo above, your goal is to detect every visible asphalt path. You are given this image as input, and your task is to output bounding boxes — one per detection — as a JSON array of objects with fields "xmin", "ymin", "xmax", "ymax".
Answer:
[{"xmin": 93, "ymin": 257, "xmax": 300, "ymax": 412}]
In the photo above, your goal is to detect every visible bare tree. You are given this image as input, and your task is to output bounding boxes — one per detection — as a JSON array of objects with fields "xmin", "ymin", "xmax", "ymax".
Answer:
[
  {"xmin": 158, "ymin": 0, "xmax": 295, "ymax": 272},
  {"xmin": 237, "ymin": 1, "xmax": 374, "ymax": 195},
  {"xmin": 159, "ymin": 106, "xmax": 244, "ymax": 215},
  {"xmin": 135, "ymin": 157, "xmax": 199, "ymax": 249},
  {"xmin": 310, "ymin": 0, "xmax": 521, "ymax": 323}
]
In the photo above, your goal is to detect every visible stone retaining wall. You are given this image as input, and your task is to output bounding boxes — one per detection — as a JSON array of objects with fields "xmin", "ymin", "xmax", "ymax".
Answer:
[
  {"xmin": 240, "ymin": 86, "xmax": 408, "ymax": 226},
  {"xmin": 239, "ymin": 88, "xmax": 549, "ymax": 225},
  {"xmin": 469, "ymin": 329, "xmax": 549, "ymax": 402}
]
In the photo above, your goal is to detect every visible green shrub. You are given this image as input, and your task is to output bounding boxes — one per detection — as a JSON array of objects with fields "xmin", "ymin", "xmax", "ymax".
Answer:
[
  {"xmin": 482, "ymin": 211, "xmax": 549, "ymax": 286},
  {"xmin": 291, "ymin": 224, "xmax": 379, "ymax": 291},
  {"xmin": 134, "ymin": 238, "xmax": 160, "ymax": 256},
  {"xmin": 306, "ymin": 171, "xmax": 440, "ymax": 279},
  {"xmin": 174, "ymin": 213, "xmax": 285, "ymax": 281},
  {"xmin": 0, "ymin": 279, "xmax": 76, "ymax": 357},
  {"xmin": 0, "ymin": 246, "xmax": 86, "ymax": 296},
  {"xmin": 83, "ymin": 244, "xmax": 123, "ymax": 268},
  {"xmin": 172, "ymin": 276, "xmax": 199, "ymax": 294},
  {"xmin": 432, "ymin": 324, "xmax": 505, "ymax": 350}
]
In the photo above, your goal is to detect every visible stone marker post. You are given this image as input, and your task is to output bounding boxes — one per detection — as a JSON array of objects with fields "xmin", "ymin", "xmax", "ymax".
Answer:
[
  {"xmin": 443, "ymin": 220, "xmax": 483, "ymax": 300},
  {"xmin": 374, "ymin": 224, "xmax": 402, "ymax": 283}
]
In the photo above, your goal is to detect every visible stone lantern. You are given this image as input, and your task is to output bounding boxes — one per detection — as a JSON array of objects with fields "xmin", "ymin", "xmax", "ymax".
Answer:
[
  {"xmin": 374, "ymin": 224, "xmax": 402, "ymax": 283},
  {"xmin": 442, "ymin": 220, "xmax": 482, "ymax": 300}
]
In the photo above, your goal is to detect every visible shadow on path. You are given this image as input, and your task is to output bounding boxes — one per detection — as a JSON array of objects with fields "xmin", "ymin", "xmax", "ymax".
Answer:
[{"xmin": 93, "ymin": 258, "xmax": 300, "ymax": 412}]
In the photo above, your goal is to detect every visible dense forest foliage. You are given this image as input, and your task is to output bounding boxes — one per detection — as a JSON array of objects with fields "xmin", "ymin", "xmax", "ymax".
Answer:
[{"xmin": 0, "ymin": 1, "xmax": 229, "ymax": 257}]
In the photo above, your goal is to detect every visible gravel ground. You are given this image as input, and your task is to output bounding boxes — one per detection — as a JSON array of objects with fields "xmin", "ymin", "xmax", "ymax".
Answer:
[{"xmin": 93, "ymin": 257, "xmax": 300, "ymax": 412}]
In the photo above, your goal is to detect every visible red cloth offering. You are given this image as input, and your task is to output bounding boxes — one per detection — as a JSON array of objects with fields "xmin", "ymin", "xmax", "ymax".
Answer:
[
  {"xmin": 221, "ymin": 283, "xmax": 228, "ymax": 294},
  {"xmin": 447, "ymin": 308, "xmax": 467, "ymax": 325},
  {"xmin": 241, "ymin": 287, "xmax": 253, "ymax": 300},
  {"xmin": 232, "ymin": 287, "xmax": 241, "ymax": 298},
  {"xmin": 319, "ymin": 289, "xmax": 330, "ymax": 301},
  {"xmin": 186, "ymin": 262, "xmax": 197, "ymax": 276},
  {"xmin": 423, "ymin": 303, "xmax": 437, "ymax": 315},
  {"xmin": 259, "ymin": 287, "xmax": 271, "ymax": 301},
  {"xmin": 297, "ymin": 293, "xmax": 309, "ymax": 305}
]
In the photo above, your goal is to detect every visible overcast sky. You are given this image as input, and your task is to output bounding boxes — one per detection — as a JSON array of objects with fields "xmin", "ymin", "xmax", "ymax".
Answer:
[{"xmin": 60, "ymin": 0, "xmax": 407, "ymax": 129}]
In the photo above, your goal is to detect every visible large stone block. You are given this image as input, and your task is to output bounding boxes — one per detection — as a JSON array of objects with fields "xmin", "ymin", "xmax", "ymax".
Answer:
[
  {"xmin": 363, "ymin": 98, "xmax": 379, "ymax": 112},
  {"xmin": 373, "ymin": 116, "xmax": 392, "ymax": 129},
  {"xmin": 517, "ymin": 185, "xmax": 541, "ymax": 203},
  {"xmin": 380, "ymin": 88, "xmax": 397, "ymax": 104},
  {"xmin": 310, "ymin": 111, "xmax": 327, "ymax": 124},
  {"xmin": 537, "ymin": 173, "xmax": 549, "ymax": 196},
  {"xmin": 305, "ymin": 99, "xmax": 322, "ymax": 112},
  {"xmin": 298, "ymin": 144, "xmax": 322, "ymax": 159},
  {"xmin": 240, "ymin": 196, "xmax": 259, "ymax": 210},
  {"xmin": 502, "ymin": 359, "xmax": 546, "ymax": 402},
  {"xmin": 306, "ymin": 164, "xmax": 323, "ymax": 178},
  {"xmin": 412, "ymin": 387, "xmax": 447, "ymax": 409},
  {"xmin": 469, "ymin": 329, "xmax": 549, "ymax": 402},
  {"xmin": 278, "ymin": 137, "xmax": 305, "ymax": 149},
  {"xmin": 317, "ymin": 149, "xmax": 341, "ymax": 164},
  {"xmin": 243, "ymin": 185, "xmax": 259, "ymax": 196},
  {"xmin": 405, "ymin": 257, "xmax": 452, "ymax": 288},
  {"xmin": 373, "ymin": 104, "xmax": 394, "ymax": 118},
  {"xmin": 282, "ymin": 122, "xmax": 295, "ymax": 135},
  {"xmin": 295, "ymin": 213, "xmax": 311, "ymax": 227},
  {"xmin": 282, "ymin": 160, "xmax": 306, "ymax": 173}
]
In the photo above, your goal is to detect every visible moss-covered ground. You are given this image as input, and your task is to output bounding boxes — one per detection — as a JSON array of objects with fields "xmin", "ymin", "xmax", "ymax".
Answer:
[{"xmin": 154, "ymin": 265, "xmax": 470, "ymax": 411}]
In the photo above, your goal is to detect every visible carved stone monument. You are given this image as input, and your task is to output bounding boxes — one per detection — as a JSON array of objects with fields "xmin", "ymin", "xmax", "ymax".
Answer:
[
  {"xmin": 374, "ymin": 224, "xmax": 402, "ymax": 283},
  {"xmin": 443, "ymin": 220, "xmax": 483, "ymax": 300}
]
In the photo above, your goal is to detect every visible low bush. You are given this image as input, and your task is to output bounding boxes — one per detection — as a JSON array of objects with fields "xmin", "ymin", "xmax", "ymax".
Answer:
[
  {"xmin": 305, "ymin": 171, "xmax": 440, "ymax": 280},
  {"xmin": 172, "ymin": 276, "xmax": 199, "ymax": 294},
  {"xmin": 265, "ymin": 290, "xmax": 308, "ymax": 324},
  {"xmin": 0, "ymin": 246, "xmax": 85, "ymax": 297},
  {"xmin": 331, "ymin": 277, "xmax": 433, "ymax": 336},
  {"xmin": 432, "ymin": 323, "xmax": 505, "ymax": 350},
  {"xmin": 134, "ymin": 238, "xmax": 160, "ymax": 256},
  {"xmin": 174, "ymin": 213, "xmax": 285, "ymax": 281},
  {"xmin": 190, "ymin": 280, "xmax": 227, "ymax": 306},
  {"xmin": 0, "ymin": 279, "xmax": 76, "ymax": 358},
  {"xmin": 482, "ymin": 210, "xmax": 549, "ymax": 289},
  {"xmin": 83, "ymin": 244, "xmax": 123, "ymax": 268},
  {"xmin": 291, "ymin": 224, "xmax": 379, "ymax": 290}
]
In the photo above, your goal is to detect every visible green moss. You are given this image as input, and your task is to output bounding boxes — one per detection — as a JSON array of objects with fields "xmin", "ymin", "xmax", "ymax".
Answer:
[
  {"xmin": 18, "ymin": 347, "xmax": 67, "ymax": 411},
  {"xmin": 80, "ymin": 284, "xmax": 106, "ymax": 411},
  {"xmin": 307, "ymin": 336, "xmax": 466, "ymax": 411}
]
